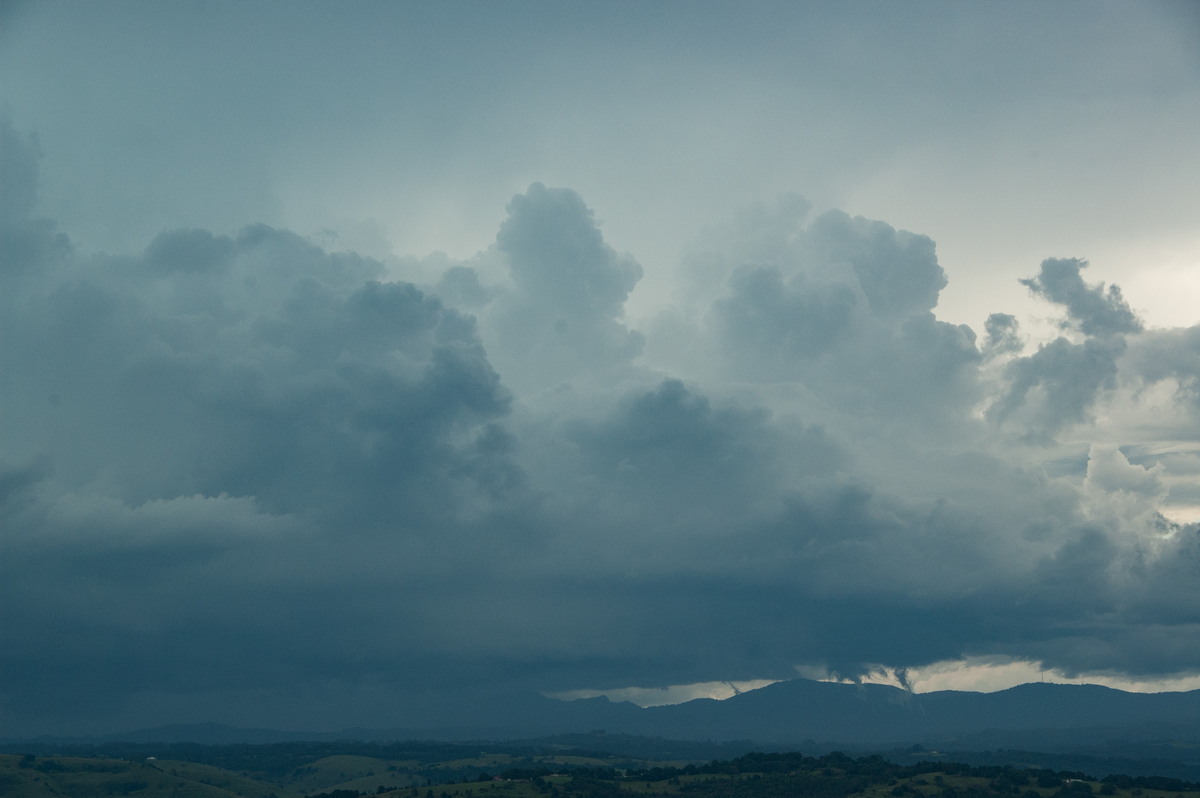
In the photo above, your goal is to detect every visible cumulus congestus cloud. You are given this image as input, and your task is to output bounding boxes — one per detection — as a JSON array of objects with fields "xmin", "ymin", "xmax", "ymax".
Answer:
[
  {"xmin": 702, "ymin": 199, "xmax": 980, "ymax": 436},
  {"xmin": 2, "ymin": 120, "xmax": 1199, "ymax": 736},
  {"xmin": 475, "ymin": 182, "xmax": 645, "ymax": 393}
]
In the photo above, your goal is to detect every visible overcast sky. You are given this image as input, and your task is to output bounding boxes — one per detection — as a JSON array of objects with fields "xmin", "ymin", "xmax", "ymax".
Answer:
[{"xmin": 2, "ymin": 0, "xmax": 1200, "ymax": 737}]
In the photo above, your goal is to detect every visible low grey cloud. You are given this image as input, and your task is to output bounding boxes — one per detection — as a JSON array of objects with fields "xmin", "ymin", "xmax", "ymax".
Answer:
[
  {"xmin": 2, "ymin": 116, "xmax": 1199, "ymax": 736},
  {"xmin": 1020, "ymin": 257, "xmax": 1143, "ymax": 338},
  {"xmin": 987, "ymin": 259, "xmax": 1149, "ymax": 440},
  {"xmin": 983, "ymin": 313, "xmax": 1022, "ymax": 357},
  {"xmin": 989, "ymin": 336, "xmax": 1125, "ymax": 439},
  {"xmin": 1125, "ymin": 325, "xmax": 1200, "ymax": 410}
]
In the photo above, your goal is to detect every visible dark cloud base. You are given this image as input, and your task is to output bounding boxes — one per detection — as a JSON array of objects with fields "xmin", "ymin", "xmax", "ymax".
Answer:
[{"xmin": 2, "ymin": 120, "xmax": 1198, "ymax": 736}]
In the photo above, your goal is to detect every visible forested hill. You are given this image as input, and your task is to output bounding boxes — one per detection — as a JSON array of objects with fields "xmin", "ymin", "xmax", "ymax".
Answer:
[{"xmin": 3, "ymin": 745, "xmax": 1200, "ymax": 798}]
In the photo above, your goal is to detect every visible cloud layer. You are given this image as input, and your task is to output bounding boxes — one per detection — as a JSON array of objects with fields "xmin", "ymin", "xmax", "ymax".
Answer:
[{"xmin": 2, "ymin": 117, "xmax": 1199, "ymax": 736}]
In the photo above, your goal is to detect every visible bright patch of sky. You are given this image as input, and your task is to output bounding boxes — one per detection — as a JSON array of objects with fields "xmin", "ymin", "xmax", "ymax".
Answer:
[{"xmin": 555, "ymin": 661, "xmax": 1200, "ymax": 707}]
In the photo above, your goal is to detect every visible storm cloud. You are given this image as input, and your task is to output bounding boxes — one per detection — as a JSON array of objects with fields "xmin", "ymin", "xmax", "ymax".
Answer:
[{"xmin": 2, "ymin": 2, "xmax": 1199, "ymax": 737}]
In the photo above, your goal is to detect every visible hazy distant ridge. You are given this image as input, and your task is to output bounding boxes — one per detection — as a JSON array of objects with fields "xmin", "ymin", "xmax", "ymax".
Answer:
[
  {"xmin": 25, "ymin": 679, "xmax": 1199, "ymax": 747},
  {"xmin": 630, "ymin": 679, "xmax": 1200, "ymax": 744}
]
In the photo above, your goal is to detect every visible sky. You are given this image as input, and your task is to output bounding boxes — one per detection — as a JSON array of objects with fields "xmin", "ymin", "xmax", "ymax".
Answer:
[{"xmin": 1, "ymin": 0, "xmax": 1199, "ymax": 737}]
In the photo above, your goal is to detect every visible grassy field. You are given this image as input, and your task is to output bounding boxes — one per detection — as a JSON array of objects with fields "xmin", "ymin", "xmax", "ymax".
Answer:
[{"xmin": 0, "ymin": 753, "xmax": 294, "ymax": 798}]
